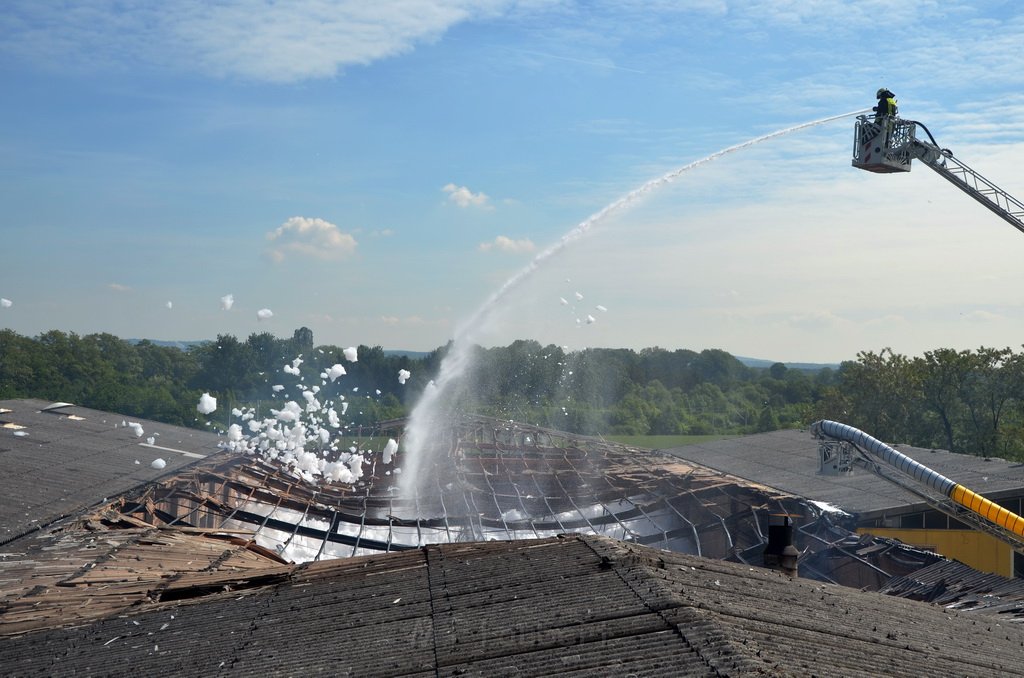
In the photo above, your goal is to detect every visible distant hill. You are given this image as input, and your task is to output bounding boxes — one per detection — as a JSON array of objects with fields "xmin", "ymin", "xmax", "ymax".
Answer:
[
  {"xmin": 126, "ymin": 339, "xmax": 431, "ymax": 358},
  {"xmin": 383, "ymin": 350, "xmax": 431, "ymax": 359},
  {"xmin": 736, "ymin": 356, "xmax": 841, "ymax": 371},
  {"xmin": 125, "ymin": 339, "xmax": 830, "ymax": 369},
  {"xmin": 126, "ymin": 338, "xmax": 207, "ymax": 350}
]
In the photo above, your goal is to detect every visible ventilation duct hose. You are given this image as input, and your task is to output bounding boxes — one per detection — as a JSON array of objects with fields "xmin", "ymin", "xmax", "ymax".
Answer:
[{"xmin": 811, "ymin": 419, "xmax": 1024, "ymax": 539}]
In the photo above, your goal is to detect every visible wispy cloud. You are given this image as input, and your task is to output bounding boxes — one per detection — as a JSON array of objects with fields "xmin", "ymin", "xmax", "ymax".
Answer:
[
  {"xmin": 380, "ymin": 315, "xmax": 428, "ymax": 326},
  {"xmin": 479, "ymin": 235, "xmax": 535, "ymax": 253},
  {"xmin": 266, "ymin": 216, "xmax": 357, "ymax": 262},
  {"xmin": 506, "ymin": 48, "xmax": 645, "ymax": 73},
  {"xmin": 108, "ymin": 283, "xmax": 131, "ymax": 292},
  {"xmin": 443, "ymin": 183, "xmax": 492, "ymax": 209},
  {"xmin": 1, "ymin": 0, "xmax": 526, "ymax": 83}
]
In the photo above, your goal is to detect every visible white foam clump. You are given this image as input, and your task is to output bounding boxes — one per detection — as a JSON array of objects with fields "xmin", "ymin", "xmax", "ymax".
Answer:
[
  {"xmin": 166, "ymin": 301, "xmax": 173, "ymax": 310},
  {"xmin": 214, "ymin": 353, "xmax": 415, "ymax": 488},
  {"xmin": 327, "ymin": 364, "xmax": 346, "ymax": 381},
  {"xmin": 398, "ymin": 369, "xmax": 411, "ymax": 385},
  {"xmin": 220, "ymin": 293, "xmax": 234, "ymax": 311},
  {"xmin": 596, "ymin": 305, "xmax": 608, "ymax": 312},
  {"xmin": 257, "ymin": 308, "xmax": 274, "ymax": 321},
  {"xmin": 382, "ymin": 438, "xmax": 398, "ymax": 464},
  {"xmin": 810, "ymin": 500, "xmax": 852, "ymax": 517},
  {"xmin": 128, "ymin": 422, "xmax": 144, "ymax": 437},
  {"xmin": 272, "ymin": 400, "xmax": 303, "ymax": 423},
  {"xmin": 146, "ymin": 436, "xmax": 155, "ymax": 445},
  {"xmin": 151, "ymin": 458, "xmax": 167, "ymax": 470},
  {"xmin": 272, "ymin": 384, "xmax": 285, "ymax": 392},
  {"xmin": 302, "ymin": 390, "xmax": 321, "ymax": 412},
  {"xmin": 343, "ymin": 346, "xmax": 358, "ymax": 362},
  {"xmin": 282, "ymin": 356, "xmax": 301, "ymax": 376},
  {"xmin": 197, "ymin": 393, "xmax": 217, "ymax": 415},
  {"xmin": 585, "ymin": 315, "xmax": 596, "ymax": 324},
  {"xmin": 0, "ymin": 298, "xmax": 12, "ymax": 308}
]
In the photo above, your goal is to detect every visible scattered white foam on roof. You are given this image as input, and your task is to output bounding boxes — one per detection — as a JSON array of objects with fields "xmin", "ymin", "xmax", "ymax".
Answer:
[
  {"xmin": 13, "ymin": 430, "xmax": 28, "ymax": 437},
  {"xmin": 128, "ymin": 422, "xmax": 144, "ymax": 437},
  {"xmin": 220, "ymin": 293, "xmax": 234, "ymax": 311},
  {"xmin": 257, "ymin": 308, "xmax": 273, "ymax": 321},
  {"xmin": 197, "ymin": 393, "xmax": 217, "ymax": 415},
  {"xmin": 151, "ymin": 458, "xmax": 167, "ymax": 470},
  {"xmin": 810, "ymin": 500, "xmax": 851, "ymax": 516}
]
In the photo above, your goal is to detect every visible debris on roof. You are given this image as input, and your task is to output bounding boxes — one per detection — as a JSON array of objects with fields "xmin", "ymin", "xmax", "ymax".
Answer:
[
  {"xmin": 0, "ymin": 399, "xmax": 222, "ymax": 546},
  {"xmin": 2, "ymin": 535, "xmax": 1024, "ymax": 676},
  {"xmin": 881, "ymin": 558, "xmax": 1024, "ymax": 620}
]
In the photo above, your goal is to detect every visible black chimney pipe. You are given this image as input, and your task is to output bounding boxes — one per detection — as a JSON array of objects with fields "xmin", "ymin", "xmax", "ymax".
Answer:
[{"xmin": 763, "ymin": 513, "xmax": 799, "ymax": 577}]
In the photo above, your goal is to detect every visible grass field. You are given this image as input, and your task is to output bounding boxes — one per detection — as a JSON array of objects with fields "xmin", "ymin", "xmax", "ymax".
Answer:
[{"xmin": 602, "ymin": 434, "xmax": 737, "ymax": 450}]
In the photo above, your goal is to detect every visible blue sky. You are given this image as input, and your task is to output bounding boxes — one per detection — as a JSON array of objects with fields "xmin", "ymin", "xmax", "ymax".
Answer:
[{"xmin": 2, "ymin": 0, "xmax": 1024, "ymax": 362}]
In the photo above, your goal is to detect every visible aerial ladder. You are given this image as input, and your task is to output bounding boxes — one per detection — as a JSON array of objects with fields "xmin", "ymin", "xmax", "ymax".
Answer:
[
  {"xmin": 811, "ymin": 419, "xmax": 1024, "ymax": 556},
  {"xmin": 853, "ymin": 114, "xmax": 1024, "ymax": 234}
]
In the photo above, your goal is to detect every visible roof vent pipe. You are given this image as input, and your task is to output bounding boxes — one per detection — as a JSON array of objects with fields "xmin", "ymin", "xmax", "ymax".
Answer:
[{"xmin": 764, "ymin": 513, "xmax": 799, "ymax": 577}]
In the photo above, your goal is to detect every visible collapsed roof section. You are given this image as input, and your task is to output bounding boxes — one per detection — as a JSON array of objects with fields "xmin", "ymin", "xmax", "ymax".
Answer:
[{"xmin": 71, "ymin": 415, "xmax": 942, "ymax": 589}]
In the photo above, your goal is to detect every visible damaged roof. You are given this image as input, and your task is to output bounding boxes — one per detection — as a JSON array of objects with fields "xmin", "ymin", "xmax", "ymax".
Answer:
[
  {"xmin": 4, "ymin": 400, "xmax": 1024, "ymax": 673},
  {"xmin": 2, "ymin": 534, "xmax": 1024, "ymax": 677},
  {"xmin": 1, "ymin": 402, "xmax": 947, "ymax": 590},
  {"xmin": 0, "ymin": 399, "xmax": 221, "ymax": 547}
]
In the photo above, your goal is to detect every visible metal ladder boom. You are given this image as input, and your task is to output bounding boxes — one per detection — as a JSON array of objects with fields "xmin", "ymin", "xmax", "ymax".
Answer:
[{"xmin": 918, "ymin": 148, "xmax": 1024, "ymax": 235}]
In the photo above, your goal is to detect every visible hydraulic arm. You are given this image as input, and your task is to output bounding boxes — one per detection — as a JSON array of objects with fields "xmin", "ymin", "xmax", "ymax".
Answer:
[
  {"xmin": 811, "ymin": 419, "xmax": 1024, "ymax": 554},
  {"xmin": 853, "ymin": 115, "xmax": 1024, "ymax": 235}
]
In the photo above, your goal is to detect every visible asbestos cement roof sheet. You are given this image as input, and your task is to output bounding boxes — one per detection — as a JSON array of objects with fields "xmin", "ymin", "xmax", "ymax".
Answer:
[
  {"xmin": 0, "ymin": 399, "xmax": 224, "ymax": 548},
  {"xmin": 662, "ymin": 429, "xmax": 1024, "ymax": 517},
  {"xmin": 2, "ymin": 534, "xmax": 1024, "ymax": 677}
]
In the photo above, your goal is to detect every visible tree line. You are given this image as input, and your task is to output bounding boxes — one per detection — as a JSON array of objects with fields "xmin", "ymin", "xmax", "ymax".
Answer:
[{"xmin": 2, "ymin": 327, "xmax": 1024, "ymax": 460}]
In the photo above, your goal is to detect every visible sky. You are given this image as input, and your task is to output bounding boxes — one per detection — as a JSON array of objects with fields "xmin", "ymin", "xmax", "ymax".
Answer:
[{"xmin": 2, "ymin": 0, "xmax": 1024, "ymax": 363}]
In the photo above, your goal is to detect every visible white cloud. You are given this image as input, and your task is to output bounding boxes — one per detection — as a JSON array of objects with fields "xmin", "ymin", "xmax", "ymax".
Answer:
[
  {"xmin": 479, "ymin": 235, "xmax": 536, "ymax": 253},
  {"xmin": 443, "ymin": 183, "xmax": 492, "ymax": 209},
  {"xmin": 1, "ymin": 1, "xmax": 526, "ymax": 83},
  {"xmin": 266, "ymin": 216, "xmax": 357, "ymax": 262}
]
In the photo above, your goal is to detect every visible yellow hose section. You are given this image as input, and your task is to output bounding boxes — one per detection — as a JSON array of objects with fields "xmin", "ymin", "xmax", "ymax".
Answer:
[{"xmin": 950, "ymin": 485, "xmax": 1024, "ymax": 538}]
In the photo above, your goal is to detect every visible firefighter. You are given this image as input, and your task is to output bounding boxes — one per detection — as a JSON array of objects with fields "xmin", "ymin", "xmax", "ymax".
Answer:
[{"xmin": 874, "ymin": 88, "xmax": 897, "ymax": 121}]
